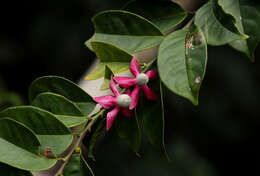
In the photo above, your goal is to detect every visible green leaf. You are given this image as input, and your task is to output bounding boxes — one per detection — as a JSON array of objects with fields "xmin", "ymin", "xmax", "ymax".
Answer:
[
  {"xmin": 29, "ymin": 76, "xmax": 93, "ymax": 103},
  {"xmin": 158, "ymin": 28, "xmax": 207, "ymax": 105},
  {"xmin": 195, "ymin": 1, "xmax": 246, "ymax": 46},
  {"xmin": 218, "ymin": 0, "xmax": 260, "ymax": 61},
  {"xmin": 185, "ymin": 24, "xmax": 208, "ymax": 95},
  {"xmin": 122, "ymin": 0, "xmax": 187, "ymax": 33},
  {"xmin": 0, "ymin": 106, "xmax": 73, "ymax": 156},
  {"xmin": 115, "ymin": 113, "xmax": 141, "ymax": 155},
  {"xmin": 32, "ymin": 92, "xmax": 87, "ymax": 128},
  {"xmin": 53, "ymin": 115, "xmax": 86, "ymax": 130},
  {"xmin": 85, "ymin": 41, "xmax": 132, "ymax": 80},
  {"xmin": 76, "ymin": 103, "xmax": 96, "ymax": 116},
  {"xmin": 211, "ymin": 0, "xmax": 243, "ymax": 36},
  {"xmin": 0, "ymin": 118, "xmax": 40, "ymax": 155},
  {"xmin": 0, "ymin": 118, "xmax": 56, "ymax": 171},
  {"xmin": 0, "ymin": 163, "xmax": 33, "ymax": 176},
  {"xmin": 137, "ymin": 79, "xmax": 169, "ymax": 160},
  {"xmin": 32, "ymin": 92, "xmax": 84, "ymax": 116},
  {"xmin": 86, "ymin": 10, "xmax": 164, "ymax": 54},
  {"xmin": 101, "ymin": 65, "xmax": 114, "ymax": 90}
]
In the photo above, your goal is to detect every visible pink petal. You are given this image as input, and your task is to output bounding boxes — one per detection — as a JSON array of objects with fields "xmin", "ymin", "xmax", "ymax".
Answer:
[
  {"xmin": 113, "ymin": 77, "xmax": 136, "ymax": 88},
  {"xmin": 130, "ymin": 57, "xmax": 140, "ymax": 77},
  {"xmin": 129, "ymin": 86, "xmax": 141, "ymax": 110},
  {"xmin": 93, "ymin": 95, "xmax": 116, "ymax": 109},
  {"xmin": 146, "ymin": 70, "xmax": 158, "ymax": 81},
  {"xmin": 106, "ymin": 106, "xmax": 120, "ymax": 131},
  {"xmin": 143, "ymin": 85, "xmax": 158, "ymax": 101},
  {"xmin": 121, "ymin": 108, "xmax": 133, "ymax": 117},
  {"xmin": 110, "ymin": 79, "xmax": 120, "ymax": 97}
]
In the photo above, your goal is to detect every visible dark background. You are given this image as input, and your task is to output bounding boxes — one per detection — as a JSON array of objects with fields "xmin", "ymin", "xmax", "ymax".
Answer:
[{"xmin": 0, "ymin": 0, "xmax": 259, "ymax": 175}]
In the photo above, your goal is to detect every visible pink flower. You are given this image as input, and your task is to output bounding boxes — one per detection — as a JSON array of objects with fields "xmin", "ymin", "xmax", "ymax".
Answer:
[
  {"xmin": 114, "ymin": 57, "xmax": 158, "ymax": 110},
  {"xmin": 93, "ymin": 79, "xmax": 133, "ymax": 130}
]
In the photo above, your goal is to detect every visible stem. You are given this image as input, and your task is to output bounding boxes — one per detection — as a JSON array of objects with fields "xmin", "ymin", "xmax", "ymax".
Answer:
[
  {"xmin": 56, "ymin": 15, "xmax": 196, "ymax": 176},
  {"xmin": 56, "ymin": 81, "xmax": 128, "ymax": 175},
  {"xmin": 141, "ymin": 58, "xmax": 157, "ymax": 73},
  {"xmin": 183, "ymin": 16, "xmax": 194, "ymax": 30},
  {"xmin": 55, "ymin": 109, "xmax": 105, "ymax": 176}
]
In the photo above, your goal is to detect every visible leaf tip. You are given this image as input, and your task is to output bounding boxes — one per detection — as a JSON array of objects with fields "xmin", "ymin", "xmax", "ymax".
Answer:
[{"xmin": 191, "ymin": 98, "xmax": 199, "ymax": 106}]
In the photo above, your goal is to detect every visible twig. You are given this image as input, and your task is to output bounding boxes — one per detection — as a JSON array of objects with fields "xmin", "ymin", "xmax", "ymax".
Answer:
[
  {"xmin": 141, "ymin": 58, "xmax": 157, "ymax": 73},
  {"xmin": 55, "ymin": 109, "xmax": 105, "ymax": 176},
  {"xmin": 56, "ymin": 14, "xmax": 196, "ymax": 176},
  {"xmin": 183, "ymin": 16, "xmax": 195, "ymax": 30}
]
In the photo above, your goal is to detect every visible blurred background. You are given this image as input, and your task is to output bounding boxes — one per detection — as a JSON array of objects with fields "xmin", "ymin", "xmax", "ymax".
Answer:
[{"xmin": 0, "ymin": 0, "xmax": 259, "ymax": 175}]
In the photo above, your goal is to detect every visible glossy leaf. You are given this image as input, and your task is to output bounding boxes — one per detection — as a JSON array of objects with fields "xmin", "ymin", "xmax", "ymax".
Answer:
[
  {"xmin": 0, "ymin": 118, "xmax": 56, "ymax": 171},
  {"xmin": 195, "ymin": 1, "xmax": 246, "ymax": 45},
  {"xmin": 211, "ymin": 0, "xmax": 243, "ymax": 36},
  {"xmin": 32, "ymin": 92, "xmax": 83, "ymax": 116},
  {"xmin": 32, "ymin": 92, "xmax": 87, "ymax": 128},
  {"xmin": 122, "ymin": 0, "xmax": 187, "ymax": 33},
  {"xmin": 115, "ymin": 113, "xmax": 141, "ymax": 155},
  {"xmin": 0, "ymin": 163, "xmax": 33, "ymax": 176},
  {"xmin": 137, "ymin": 80, "xmax": 169, "ymax": 160},
  {"xmin": 0, "ymin": 106, "xmax": 73, "ymax": 156},
  {"xmin": 85, "ymin": 41, "xmax": 132, "ymax": 80},
  {"xmin": 86, "ymin": 10, "xmax": 163, "ymax": 53},
  {"xmin": 158, "ymin": 28, "xmax": 207, "ymax": 105},
  {"xmin": 101, "ymin": 65, "xmax": 114, "ymax": 90},
  {"xmin": 76, "ymin": 103, "xmax": 96, "ymax": 116},
  {"xmin": 218, "ymin": 0, "xmax": 260, "ymax": 61},
  {"xmin": 185, "ymin": 24, "xmax": 208, "ymax": 95},
  {"xmin": 29, "ymin": 76, "xmax": 93, "ymax": 103}
]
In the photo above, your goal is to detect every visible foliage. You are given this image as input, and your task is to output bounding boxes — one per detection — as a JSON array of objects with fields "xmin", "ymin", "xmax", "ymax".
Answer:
[{"xmin": 0, "ymin": 0, "xmax": 259, "ymax": 175}]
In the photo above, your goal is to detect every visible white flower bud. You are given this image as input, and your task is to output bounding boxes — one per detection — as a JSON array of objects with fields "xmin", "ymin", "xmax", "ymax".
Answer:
[
  {"xmin": 136, "ymin": 73, "xmax": 149, "ymax": 86},
  {"xmin": 116, "ymin": 94, "xmax": 131, "ymax": 108}
]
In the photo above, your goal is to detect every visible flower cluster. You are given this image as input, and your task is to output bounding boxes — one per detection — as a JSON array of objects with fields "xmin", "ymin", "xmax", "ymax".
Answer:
[{"xmin": 93, "ymin": 57, "xmax": 158, "ymax": 130}]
